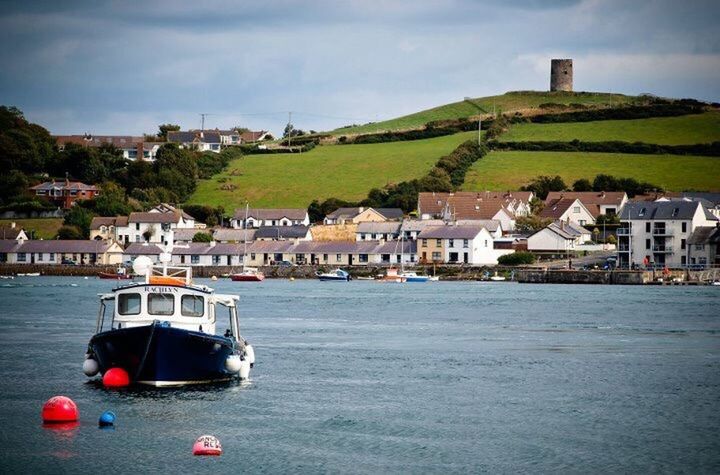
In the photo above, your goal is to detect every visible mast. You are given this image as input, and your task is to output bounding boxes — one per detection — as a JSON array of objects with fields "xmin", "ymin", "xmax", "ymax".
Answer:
[{"xmin": 243, "ymin": 203, "xmax": 249, "ymax": 271}]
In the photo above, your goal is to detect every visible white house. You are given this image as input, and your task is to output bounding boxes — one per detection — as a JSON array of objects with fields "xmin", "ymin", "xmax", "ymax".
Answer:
[
  {"xmin": 545, "ymin": 191, "xmax": 628, "ymax": 218},
  {"xmin": 323, "ymin": 207, "xmax": 404, "ymax": 225},
  {"xmin": 243, "ymin": 240, "xmax": 416, "ymax": 267},
  {"xmin": 115, "ymin": 205, "xmax": 197, "ymax": 246},
  {"xmin": 356, "ymin": 222, "xmax": 401, "ymax": 241},
  {"xmin": 231, "ymin": 208, "xmax": 309, "ymax": 229},
  {"xmin": 4, "ymin": 240, "xmax": 124, "ymax": 265},
  {"xmin": 539, "ymin": 198, "xmax": 595, "ymax": 226},
  {"xmin": 527, "ymin": 221, "xmax": 593, "ymax": 253},
  {"xmin": 416, "ymin": 224, "xmax": 513, "ymax": 265},
  {"xmin": 617, "ymin": 200, "xmax": 718, "ymax": 268}
]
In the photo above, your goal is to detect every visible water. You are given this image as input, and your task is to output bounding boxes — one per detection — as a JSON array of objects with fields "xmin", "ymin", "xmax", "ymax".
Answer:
[{"xmin": 0, "ymin": 277, "xmax": 719, "ymax": 473}]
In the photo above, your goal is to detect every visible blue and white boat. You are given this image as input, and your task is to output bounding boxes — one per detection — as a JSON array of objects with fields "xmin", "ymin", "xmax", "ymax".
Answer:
[
  {"xmin": 316, "ymin": 269, "xmax": 351, "ymax": 281},
  {"xmin": 399, "ymin": 271, "xmax": 430, "ymax": 283},
  {"xmin": 83, "ymin": 256, "xmax": 255, "ymax": 387}
]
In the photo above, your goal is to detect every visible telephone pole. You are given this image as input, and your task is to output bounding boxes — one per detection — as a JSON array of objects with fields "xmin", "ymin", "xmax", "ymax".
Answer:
[
  {"xmin": 463, "ymin": 97, "xmax": 488, "ymax": 145},
  {"xmin": 287, "ymin": 111, "xmax": 293, "ymax": 149}
]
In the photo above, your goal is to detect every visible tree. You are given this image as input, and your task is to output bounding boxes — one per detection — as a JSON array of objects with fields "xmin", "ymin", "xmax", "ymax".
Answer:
[
  {"xmin": 572, "ymin": 178, "xmax": 593, "ymax": 191},
  {"xmin": 233, "ymin": 126, "xmax": 250, "ymax": 134},
  {"xmin": 63, "ymin": 206, "xmax": 95, "ymax": 238},
  {"xmin": 592, "ymin": 227, "xmax": 600, "ymax": 242},
  {"xmin": 498, "ymin": 251, "xmax": 536, "ymax": 266},
  {"xmin": 157, "ymin": 124, "xmax": 180, "ymax": 140},
  {"xmin": 521, "ymin": 175, "xmax": 567, "ymax": 200},
  {"xmin": 515, "ymin": 215, "xmax": 552, "ymax": 234},
  {"xmin": 154, "ymin": 144, "xmax": 198, "ymax": 200},
  {"xmin": 57, "ymin": 225, "xmax": 84, "ymax": 240},
  {"xmin": 0, "ymin": 169, "xmax": 29, "ymax": 205},
  {"xmin": 192, "ymin": 232, "xmax": 213, "ymax": 243},
  {"xmin": 94, "ymin": 181, "xmax": 132, "ymax": 216}
]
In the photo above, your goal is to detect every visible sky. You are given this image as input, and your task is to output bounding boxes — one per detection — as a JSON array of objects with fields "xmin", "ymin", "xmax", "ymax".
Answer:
[{"xmin": 0, "ymin": 0, "xmax": 718, "ymax": 136}]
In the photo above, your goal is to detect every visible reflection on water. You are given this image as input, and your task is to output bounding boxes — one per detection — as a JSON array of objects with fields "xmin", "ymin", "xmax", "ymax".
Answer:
[{"xmin": 0, "ymin": 277, "xmax": 719, "ymax": 473}]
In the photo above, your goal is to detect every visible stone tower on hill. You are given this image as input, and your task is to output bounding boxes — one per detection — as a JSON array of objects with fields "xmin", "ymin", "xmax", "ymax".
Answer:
[{"xmin": 550, "ymin": 59, "xmax": 573, "ymax": 92}]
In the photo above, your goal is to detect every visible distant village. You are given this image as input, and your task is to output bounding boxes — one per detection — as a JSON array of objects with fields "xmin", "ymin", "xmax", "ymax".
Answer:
[{"xmin": 2, "ymin": 176, "xmax": 719, "ymax": 271}]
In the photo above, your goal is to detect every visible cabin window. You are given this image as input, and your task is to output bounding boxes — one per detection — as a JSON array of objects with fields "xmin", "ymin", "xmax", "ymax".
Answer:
[
  {"xmin": 148, "ymin": 293, "xmax": 175, "ymax": 315},
  {"xmin": 118, "ymin": 293, "xmax": 141, "ymax": 315},
  {"xmin": 181, "ymin": 295, "xmax": 204, "ymax": 317}
]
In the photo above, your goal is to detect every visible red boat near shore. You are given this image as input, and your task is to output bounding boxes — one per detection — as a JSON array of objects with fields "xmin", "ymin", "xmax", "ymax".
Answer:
[
  {"xmin": 98, "ymin": 267, "xmax": 132, "ymax": 280},
  {"xmin": 230, "ymin": 268, "xmax": 265, "ymax": 282}
]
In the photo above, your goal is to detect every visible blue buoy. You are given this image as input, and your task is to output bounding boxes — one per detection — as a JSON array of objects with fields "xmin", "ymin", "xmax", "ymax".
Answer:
[{"xmin": 98, "ymin": 410, "xmax": 116, "ymax": 427}]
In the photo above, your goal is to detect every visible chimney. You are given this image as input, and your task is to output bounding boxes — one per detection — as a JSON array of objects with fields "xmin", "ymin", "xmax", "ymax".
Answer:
[
  {"xmin": 359, "ymin": 207, "xmax": 364, "ymax": 213},
  {"xmin": 10, "ymin": 222, "xmax": 16, "ymax": 229},
  {"xmin": 560, "ymin": 221, "xmax": 565, "ymax": 231},
  {"xmin": 209, "ymin": 240, "xmax": 216, "ymax": 247},
  {"xmin": 600, "ymin": 191, "xmax": 606, "ymax": 198}
]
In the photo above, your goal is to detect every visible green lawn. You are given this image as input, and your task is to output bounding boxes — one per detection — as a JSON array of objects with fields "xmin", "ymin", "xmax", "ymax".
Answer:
[
  {"xmin": 331, "ymin": 91, "xmax": 636, "ymax": 135},
  {"xmin": 499, "ymin": 112, "xmax": 720, "ymax": 145},
  {"xmin": 462, "ymin": 151, "xmax": 720, "ymax": 192},
  {"xmin": 188, "ymin": 132, "xmax": 477, "ymax": 208},
  {"xmin": 0, "ymin": 218, "xmax": 63, "ymax": 240}
]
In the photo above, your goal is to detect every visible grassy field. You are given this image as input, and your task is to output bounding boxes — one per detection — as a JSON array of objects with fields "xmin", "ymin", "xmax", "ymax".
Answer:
[
  {"xmin": 0, "ymin": 218, "xmax": 63, "ymax": 240},
  {"xmin": 188, "ymin": 131, "xmax": 477, "ymax": 209},
  {"xmin": 331, "ymin": 91, "xmax": 636, "ymax": 135},
  {"xmin": 499, "ymin": 112, "xmax": 720, "ymax": 145},
  {"xmin": 462, "ymin": 151, "xmax": 720, "ymax": 192}
]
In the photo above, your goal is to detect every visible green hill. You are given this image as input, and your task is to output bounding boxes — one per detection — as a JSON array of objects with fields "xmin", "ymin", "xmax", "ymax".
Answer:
[
  {"xmin": 188, "ymin": 131, "xmax": 477, "ymax": 209},
  {"xmin": 499, "ymin": 112, "xmax": 720, "ymax": 145},
  {"xmin": 462, "ymin": 151, "xmax": 720, "ymax": 192},
  {"xmin": 331, "ymin": 91, "xmax": 637, "ymax": 135}
]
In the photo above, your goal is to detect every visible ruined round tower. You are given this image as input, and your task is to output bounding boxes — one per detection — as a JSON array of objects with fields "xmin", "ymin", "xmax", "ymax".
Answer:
[{"xmin": 550, "ymin": 59, "xmax": 573, "ymax": 92}]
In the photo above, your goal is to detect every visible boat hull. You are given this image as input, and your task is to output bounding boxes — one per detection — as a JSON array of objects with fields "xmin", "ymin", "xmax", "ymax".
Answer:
[
  {"xmin": 89, "ymin": 322, "xmax": 238, "ymax": 386},
  {"xmin": 230, "ymin": 274, "xmax": 264, "ymax": 282},
  {"xmin": 98, "ymin": 272, "xmax": 132, "ymax": 280},
  {"xmin": 404, "ymin": 276, "xmax": 429, "ymax": 283}
]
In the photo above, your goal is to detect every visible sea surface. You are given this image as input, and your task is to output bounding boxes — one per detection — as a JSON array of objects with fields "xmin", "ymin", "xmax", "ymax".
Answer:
[{"xmin": 0, "ymin": 277, "xmax": 719, "ymax": 473}]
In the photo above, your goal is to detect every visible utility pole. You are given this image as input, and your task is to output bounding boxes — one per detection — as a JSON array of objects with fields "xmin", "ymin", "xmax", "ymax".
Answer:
[
  {"xmin": 464, "ymin": 97, "xmax": 488, "ymax": 146},
  {"xmin": 287, "ymin": 111, "xmax": 292, "ymax": 149},
  {"xmin": 200, "ymin": 113, "xmax": 209, "ymax": 131}
]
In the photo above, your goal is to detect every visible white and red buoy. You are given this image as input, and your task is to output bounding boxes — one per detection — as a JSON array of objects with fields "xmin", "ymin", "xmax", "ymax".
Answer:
[
  {"xmin": 193, "ymin": 435, "xmax": 222, "ymax": 456},
  {"xmin": 103, "ymin": 367, "xmax": 130, "ymax": 387},
  {"xmin": 42, "ymin": 396, "xmax": 79, "ymax": 423}
]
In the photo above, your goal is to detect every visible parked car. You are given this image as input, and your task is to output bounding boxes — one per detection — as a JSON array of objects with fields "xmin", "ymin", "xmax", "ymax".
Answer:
[
  {"xmin": 277, "ymin": 260, "xmax": 296, "ymax": 267},
  {"xmin": 61, "ymin": 258, "xmax": 76, "ymax": 265}
]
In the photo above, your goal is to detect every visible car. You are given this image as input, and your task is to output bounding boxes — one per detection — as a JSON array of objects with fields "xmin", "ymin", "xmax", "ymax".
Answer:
[
  {"xmin": 277, "ymin": 260, "xmax": 296, "ymax": 267},
  {"xmin": 61, "ymin": 258, "xmax": 77, "ymax": 265}
]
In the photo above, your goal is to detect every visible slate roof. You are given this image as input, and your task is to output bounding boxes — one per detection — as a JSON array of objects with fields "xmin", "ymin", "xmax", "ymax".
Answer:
[
  {"xmin": 356, "ymin": 222, "xmax": 401, "ymax": 234},
  {"xmin": 687, "ymin": 226, "xmax": 720, "ymax": 245},
  {"xmin": 173, "ymin": 229, "xmax": 210, "ymax": 242},
  {"xmin": 417, "ymin": 225, "xmax": 484, "ymax": 240},
  {"xmin": 124, "ymin": 243, "xmax": 163, "ymax": 255},
  {"xmin": 128, "ymin": 211, "xmax": 181, "ymax": 224},
  {"xmin": 375, "ymin": 208, "xmax": 404, "ymax": 220},
  {"xmin": 90, "ymin": 216, "xmax": 129, "ymax": 230},
  {"xmin": 325, "ymin": 207, "xmax": 363, "ymax": 220},
  {"xmin": 54, "ymin": 135, "xmax": 144, "ymax": 148},
  {"xmin": 254, "ymin": 226, "xmax": 311, "ymax": 239},
  {"xmin": 541, "ymin": 221, "xmax": 590, "ymax": 240},
  {"xmin": 171, "ymin": 243, "xmax": 244, "ymax": 255},
  {"xmin": 212, "ymin": 228, "xmax": 256, "ymax": 242},
  {"xmin": 539, "ymin": 198, "xmax": 580, "ymax": 220},
  {"xmin": 167, "ymin": 131, "xmax": 221, "ymax": 144},
  {"xmin": 545, "ymin": 191, "xmax": 626, "ymax": 217},
  {"xmin": 620, "ymin": 200, "xmax": 718, "ymax": 221},
  {"xmin": 17, "ymin": 240, "xmax": 118, "ymax": 253},
  {"xmin": 0, "ymin": 226, "xmax": 23, "ymax": 240},
  {"xmin": 400, "ymin": 219, "xmax": 445, "ymax": 232},
  {"xmin": 30, "ymin": 181, "xmax": 98, "ymax": 192},
  {"xmin": 232, "ymin": 208, "xmax": 308, "ymax": 220},
  {"xmin": 0, "ymin": 240, "xmax": 22, "ymax": 253},
  {"xmin": 246, "ymin": 240, "xmax": 416, "ymax": 254}
]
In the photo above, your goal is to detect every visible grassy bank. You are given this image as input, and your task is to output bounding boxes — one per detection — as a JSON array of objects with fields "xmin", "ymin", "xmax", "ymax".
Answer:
[
  {"xmin": 331, "ymin": 91, "xmax": 636, "ymax": 135},
  {"xmin": 462, "ymin": 151, "xmax": 720, "ymax": 191},
  {"xmin": 0, "ymin": 218, "xmax": 63, "ymax": 240},
  {"xmin": 189, "ymin": 131, "xmax": 476, "ymax": 209},
  {"xmin": 499, "ymin": 112, "xmax": 720, "ymax": 145}
]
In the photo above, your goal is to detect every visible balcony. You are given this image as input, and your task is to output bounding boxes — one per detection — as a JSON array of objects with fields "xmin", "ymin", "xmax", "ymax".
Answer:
[
  {"xmin": 652, "ymin": 245, "xmax": 673, "ymax": 253},
  {"xmin": 616, "ymin": 228, "xmax": 631, "ymax": 236},
  {"xmin": 652, "ymin": 228, "xmax": 673, "ymax": 236}
]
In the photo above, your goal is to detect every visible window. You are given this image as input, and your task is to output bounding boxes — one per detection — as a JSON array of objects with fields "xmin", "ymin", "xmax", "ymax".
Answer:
[
  {"xmin": 359, "ymin": 254, "xmax": 368, "ymax": 263},
  {"xmin": 212, "ymin": 255, "xmax": 221, "ymax": 265},
  {"xmin": 579, "ymin": 220, "xmax": 586, "ymax": 226},
  {"xmin": 681, "ymin": 239, "xmax": 686, "ymax": 250},
  {"xmin": 645, "ymin": 222, "xmax": 651, "ymax": 232},
  {"xmin": 336, "ymin": 254, "xmax": 342, "ymax": 262},
  {"xmin": 695, "ymin": 244, "xmax": 704, "ymax": 251},
  {"xmin": 38, "ymin": 253, "xmax": 44, "ymax": 262},
  {"xmin": 573, "ymin": 206, "xmax": 580, "ymax": 213},
  {"xmin": 672, "ymin": 208, "xmax": 679, "ymax": 217},
  {"xmin": 181, "ymin": 295, "xmax": 204, "ymax": 317},
  {"xmin": 118, "ymin": 293, "xmax": 141, "ymax": 315},
  {"xmin": 49, "ymin": 253, "xmax": 55, "ymax": 262},
  {"xmin": 191, "ymin": 255, "xmax": 200, "ymax": 264},
  {"xmin": 148, "ymin": 293, "xmax": 174, "ymax": 315},
  {"xmin": 250, "ymin": 253, "xmax": 256, "ymax": 260},
  {"xmin": 17, "ymin": 253, "xmax": 26, "ymax": 262},
  {"xmin": 639, "ymin": 208, "xmax": 646, "ymax": 217},
  {"xmin": 323, "ymin": 254, "xmax": 328, "ymax": 261},
  {"xmin": 135, "ymin": 223, "xmax": 140, "ymax": 230},
  {"xmin": 436, "ymin": 239, "xmax": 442, "ymax": 246},
  {"xmin": 449, "ymin": 239, "xmax": 454, "ymax": 248},
  {"xmin": 681, "ymin": 256, "xmax": 686, "ymax": 265},
  {"xmin": 484, "ymin": 240, "xmax": 488, "ymax": 247},
  {"xmin": 422, "ymin": 239, "xmax": 427, "ymax": 248},
  {"xmin": 645, "ymin": 239, "xmax": 650, "ymax": 249},
  {"xmin": 432, "ymin": 251, "xmax": 441, "ymax": 261},
  {"xmin": 463, "ymin": 239, "xmax": 469, "ymax": 248},
  {"xmin": 682, "ymin": 222, "xmax": 687, "ymax": 233}
]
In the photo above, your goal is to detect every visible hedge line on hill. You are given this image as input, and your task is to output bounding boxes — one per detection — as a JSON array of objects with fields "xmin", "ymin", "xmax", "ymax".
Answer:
[
  {"xmin": 527, "ymin": 103, "xmax": 705, "ymax": 124},
  {"xmin": 489, "ymin": 140, "xmax": 720, "ymax": 156},
  {"xmin": 235, "ymin": 141, "xmax": 318, "ymax": 154},
  {"xmin": 346, "ymin": 119, "xmax": 482, "ymax": 145},
  {"xmin": 308, "ymin": 140, "xmax": 488, "ymax": 220}
]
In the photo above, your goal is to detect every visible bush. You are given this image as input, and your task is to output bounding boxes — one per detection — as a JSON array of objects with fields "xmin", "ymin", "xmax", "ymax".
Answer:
[
  {"xmin": 192, "ymin": 232, "xmax": 213, "ymax": 242},
  {"xmin": 498, "ymin": 252, "xmax": 536, "ymax": 266},
  {"xmin": 489, "ymin": 140, "xmax": 720, "ymax": 156},
  {"xmin": 57, "ymin": 225, "xmax": 84, "ymax": 240},
  {"xmin": 530, "ymin": 103, "xmax": 704, "ymax": 124}
]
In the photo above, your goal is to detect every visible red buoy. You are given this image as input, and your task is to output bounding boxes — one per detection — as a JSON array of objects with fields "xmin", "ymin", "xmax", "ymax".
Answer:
[
  {"xmin": 42, "ymin": 396, "xmax": 79, "ymax": 423},
  {"xmin": 193, "ymin": 435, "xmax": 223, "ymax": 456},
  {"xmin": 103, "ymin": 367, "xmax": 130, "ymax": 387}
]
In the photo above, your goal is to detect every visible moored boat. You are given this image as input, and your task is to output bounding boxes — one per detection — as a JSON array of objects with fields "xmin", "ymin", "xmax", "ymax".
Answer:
[
  {"xmin": 316, "ymin": 269, "xmax": 351, "ymax": 281},
  {"xmin": 83, "ymin": 256, "xmax": 255, "ymax": 387},
  {"xmin": 381, "ymin": 267, "xmax": 407, "ymax": 283},
  {"xmin": 98, "ymin": 266, "xmax": 132, "ymax": 280},
  {"xmin": 399, "ymin": 271, "xmax": 430, "ymax": 283},
  {"xmin": 230, "ymin": 268, "xmax": 265, "ymax": 282}
]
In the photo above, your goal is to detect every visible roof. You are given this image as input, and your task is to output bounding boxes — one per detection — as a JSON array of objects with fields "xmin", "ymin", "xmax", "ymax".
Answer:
[
  {"xmin": 539, "ymin": 198, "xmax": 581, "ymax": 220},
  {"xmin": 212, "ymin": 228, "xmax": 256, "ymax": 242},
  {"xmin": 233, "ymin": 208, "xmax": 308, "ymax": 221},
  {"xmin": 171, "ymin": 243, "xmax": 244, "ymax": 255},
  {"xmin": 375, "ymin": 208, "xmax": 404, "ymax": 220},
  {"xmin": 620, "ymin": 200, "xmax": 717, "ymax": 221},
  {"xmin": 173, "ymin": 229, "xmax": 210, "ymax": 241},
  {"xmin": 30, "ymin": 180, "xmax": 98, "ymax": 192},
  {"xmin": 167, "ymin": 131, "xmax": 221, "ymax": 144},
  {"xmin": 400, "ymin": 219, "xmax": 445, "ymax": 232},
  {"xmin": 417, "ymin": 225, "xmax": 484, "ymax": 240},
  {"xmin": 124, "ymin": 243, "xmax": 163, "ymax": 255},
  {"xmin": 246, "ymin": 240, "xmax": 416, "ymax": 254},
  {"xmin": 90, "ymin": 216, "xmax": 129, "ymax": 230},
  {"xmin": 54, "ymin": 135, "xmax": 144, "ymax": 148},
  {"xmin": 254, "ymin": 225, "xmax": 311, "ymax": 239},
  {"xmin": 128, "ymin": 211, "xmax": 181, "ymax": 224},
  {"xmin": 240, "ymin": 130, "xmax": 269, "ymax": 142},
  {"xmin": 0, "ymin": 226, "xmax": 23, "ymax": 240},
  {"xmin": 456, "ymin": 219, "xmax": 502, "ymax": 233},
  {"xmin": 418, "ymin": 191, "xmax": 532, "ymax": 218},
  {"xmin": 16, "ymin": 240, "xmax": 118, "ymax": 253},
  {"xmin": 356, "ymin": 222, "xmax": 401, "ymax": 234},
  {"xmin": 687, "ymin": 226, "xmax": 720, "ymax": 245},
  {"xmin": 325, "ymin": 207, "xmax": 362, "ymax": 220},
  {"xmin": 545, "ymin": 191, "xmax": 626, "ymax": 217},
  {"xmin": 0, "ymin": 240, "xmax": 22, "ymax": 253},
  {"xmin": 541, "ymin": 221, "xmax": 590, "ymax": 240}
]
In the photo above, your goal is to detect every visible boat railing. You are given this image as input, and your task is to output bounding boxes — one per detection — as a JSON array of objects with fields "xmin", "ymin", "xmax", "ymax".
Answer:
[{"xmin": 146, "ymin": 264, "xmax": 192, "ymax": 285}]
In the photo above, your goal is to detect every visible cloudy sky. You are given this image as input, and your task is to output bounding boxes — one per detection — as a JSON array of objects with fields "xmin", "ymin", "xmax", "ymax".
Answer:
[{"xmin": 1, "ymin": 0, "xmax": 718, "ymax": 136}]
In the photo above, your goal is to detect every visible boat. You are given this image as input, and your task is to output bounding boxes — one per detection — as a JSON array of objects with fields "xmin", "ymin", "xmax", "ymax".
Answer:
[
  {"xmin": 230, "ymin": 203, "xmax": 265, "ymax": 282},
  {"xmin": 316, "ymin": 269, "xmax": 351, "ymax": 281},
  {"xmin": 17, "ymin": 272, "xmax": 40, "ymax": 277},
  {"xmin": 399, "ymin": 271, "xmax": 429, "ymax": 283},
  {"xmin": 381, "ymin": 267, "xmax": 407, "ymax": 283},
  {"xmin": 98, "ymin": 266, "xmax": 132, "ymax": 280},
  {"xmin": 83, "ymin": 255, "xmax": 255, "ymax": 387},
  {"xmin": 489, "ymin": 271, "xmax": 506, "ymax": 281}
]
